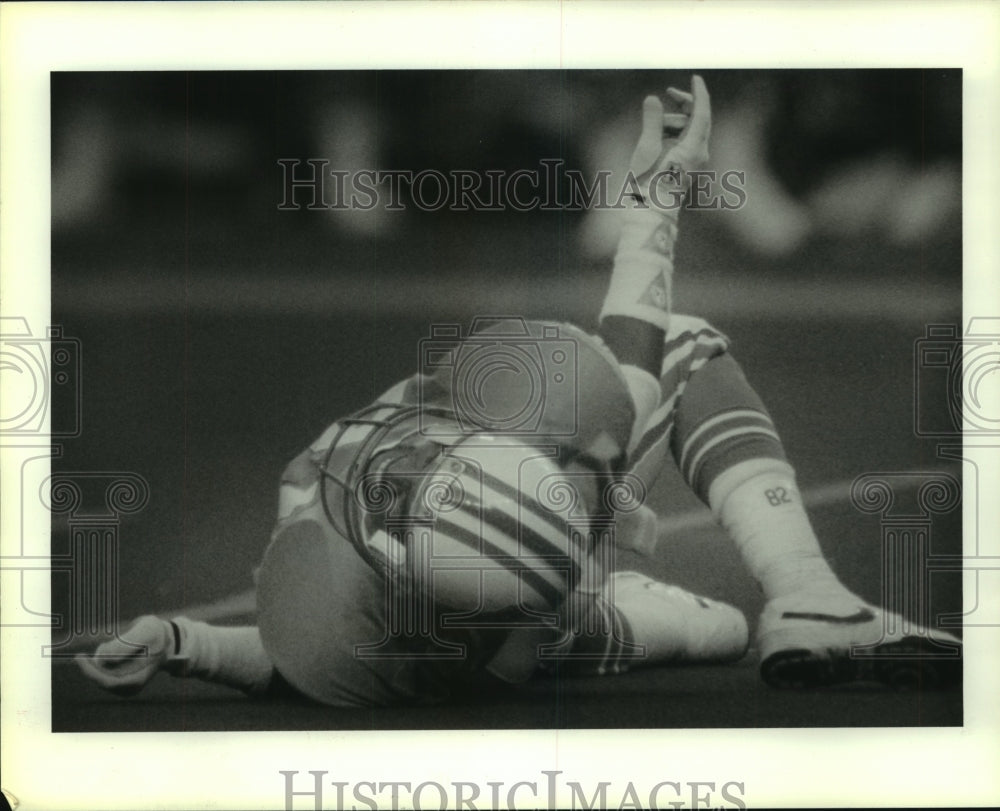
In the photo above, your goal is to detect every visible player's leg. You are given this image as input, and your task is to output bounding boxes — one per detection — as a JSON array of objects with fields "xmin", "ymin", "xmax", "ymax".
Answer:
[
  {"xmin": 577, "ymin": 79, "xmax": 753, "ymax": 678},
  {"xmin": 545, "ymin": 570, "xmax": 749, "ymax": 677},
  {"xmin": 635, "ymin": 325, "xmax": 961, "ymax": 688}
]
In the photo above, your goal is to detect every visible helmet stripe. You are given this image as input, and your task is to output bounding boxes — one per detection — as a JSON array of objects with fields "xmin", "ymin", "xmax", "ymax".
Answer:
[
  {"xmin": 465, "ymin": 467, "xmax": 593, "ymax": 559},
  {"xmin": 470, "ymin": 504, "xmax": 582, "ymax": 587},
  {"xmin": 471, "ymin": 465, "xmax": 577, "ymax": 536},
  {"xmin": 441, "ymin": 505, "xmax": 571, "ymax": 594},
  {"xmin": 431, "ymin": 517, "xmax": 567, "ymax": 607}
]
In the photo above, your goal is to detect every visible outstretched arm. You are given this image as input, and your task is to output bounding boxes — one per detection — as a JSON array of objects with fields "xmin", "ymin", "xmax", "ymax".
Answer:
[
  {"xmin": 600, "ymin": 74, "xmax": 710, "ymax": 337},
  {"xmin": 598, "ymin": 74, "xmax": 711, "ymax": 451},
  {"xmin": 77, "ymin": 615, "xmax": 274, "ymax": 697}
]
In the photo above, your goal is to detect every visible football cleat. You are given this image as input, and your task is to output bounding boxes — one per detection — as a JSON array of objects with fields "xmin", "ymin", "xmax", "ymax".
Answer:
[
  {"xmin": 607, "ymin": 571, "xmax": 750, "ymax": 666},
  {"xmin": 757, "ymin": 587, "xmax": 962, "ymax": 689}
]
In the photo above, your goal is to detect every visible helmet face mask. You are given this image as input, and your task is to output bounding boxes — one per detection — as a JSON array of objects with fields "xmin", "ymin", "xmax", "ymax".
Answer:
[{"xmin": 318, "ymin": 401, "xmax": 454, "ymax": 569}]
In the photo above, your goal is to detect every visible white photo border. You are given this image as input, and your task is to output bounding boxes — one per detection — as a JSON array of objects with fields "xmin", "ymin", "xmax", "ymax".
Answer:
[{"xmin": 2, "ymin": 1, "xmax": 999, "ymax": 809}]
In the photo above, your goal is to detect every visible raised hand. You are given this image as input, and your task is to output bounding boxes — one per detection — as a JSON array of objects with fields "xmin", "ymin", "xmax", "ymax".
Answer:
[
  {"xmin": 76, "ymin": 615, "xmax": 185, "ymax": 696},
  {"xmin": 629, "ymin": 75, "xmax": 711, "ymax": 207}
]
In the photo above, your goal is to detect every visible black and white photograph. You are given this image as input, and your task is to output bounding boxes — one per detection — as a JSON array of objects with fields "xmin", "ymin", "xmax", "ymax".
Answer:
[{"xmin": 2, "ymin": 3, "xmax": 999, "ymax": 810}]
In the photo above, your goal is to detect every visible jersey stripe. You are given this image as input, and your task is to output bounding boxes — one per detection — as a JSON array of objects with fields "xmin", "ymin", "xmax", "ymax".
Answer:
[
  {"xmin": 659, "ymin": 333, "xmax": 728, "ymax": 401},
  {"xmin": 629, "ymin": 353, "xmax": 714, "ymax": 467},
  {"xmin": 627, "ymin": 320, "xmax": 727, "ymax": 472}
]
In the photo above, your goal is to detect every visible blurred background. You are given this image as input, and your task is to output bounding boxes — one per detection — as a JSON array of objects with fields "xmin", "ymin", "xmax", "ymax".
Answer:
[{"xmin": 49, "ymin": 71, "xmax": 963, "ymax": 719}]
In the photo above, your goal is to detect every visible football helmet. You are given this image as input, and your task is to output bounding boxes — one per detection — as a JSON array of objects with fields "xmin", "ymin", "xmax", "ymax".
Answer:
[{"xmin": 316, "ymin": 320, "xmax": 639, "ymax": 616}]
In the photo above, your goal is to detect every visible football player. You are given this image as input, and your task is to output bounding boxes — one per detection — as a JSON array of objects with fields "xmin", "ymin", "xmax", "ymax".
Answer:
[{"xmin": 78, "ymin": 76, "xmax": 961, "ymax": 707}]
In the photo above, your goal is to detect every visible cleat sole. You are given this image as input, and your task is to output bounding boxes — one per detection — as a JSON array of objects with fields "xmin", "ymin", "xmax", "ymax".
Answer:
[{"xmin": 761, "ymin": 636, "xmax": 962, "ymax": 690}]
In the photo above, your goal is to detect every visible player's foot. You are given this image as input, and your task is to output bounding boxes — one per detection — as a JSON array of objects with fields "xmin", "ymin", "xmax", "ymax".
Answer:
[
  {"xmin": 757, "ymin": 587, "xmax": 962, "ymax": 689},
  {"xmin": 608, "ymin": 571, "xmax": 750, "ymax": 666}
]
